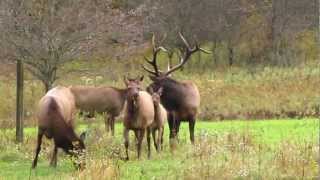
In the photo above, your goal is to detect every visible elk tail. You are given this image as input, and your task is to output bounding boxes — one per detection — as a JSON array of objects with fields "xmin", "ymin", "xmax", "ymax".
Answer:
[{"xmin": 48, "ymin": 97, "xmax": 60, "ymax": 113}]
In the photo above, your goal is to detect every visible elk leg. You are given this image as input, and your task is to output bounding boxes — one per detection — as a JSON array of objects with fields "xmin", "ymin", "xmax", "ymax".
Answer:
[
  {"xmin": 168, "ymin": 113, "xmax": 175, "ymax": 139},
  {"xmin": 123, "ymin": 128, "xmax": 129, "ymax": 160},
  {"xmin": 157, "ymin": 128, "xmax": 162, "ymax": 152},
  {"xmin": 134, "ymin": 130, "xmax": 139, "ymax": 145},
  {"xmin": 147, "ymin": 128, "xmax": 151, "ymax": 159},
  {"xmin": 32, "ymin": 128, "xmax": 44, "ymax": 169},
  {"xmin": 189, "ymin": 118, "xmax": 195, "ymax": 144},
  {"xmin": 151, "ymin": 129, "xmax": 158, "ymax": 151},
  {"xmin": 137, "ymin": 129, "xmax": 145, "ymax": 159},
  {"xmin": 105, "ymin": 113, "xmax": 110, "ymax": 133},
  {"xmin": 50, "ymin": 144, "xmax": 58, "ymax": 167},
  {"xmin": 110, "ymin": 115, "xmax": 115, "ymax": 136},
  {"xmin": 176, "ymin": 120, "xmax": 181, "ymax": 142},
  {"xmin": 160, "ymin": 127, "xmax": 164, "ymax": 151},
  {"xmin": 87, "ymin": 111, "xmax": 95, "ymax": 118}
]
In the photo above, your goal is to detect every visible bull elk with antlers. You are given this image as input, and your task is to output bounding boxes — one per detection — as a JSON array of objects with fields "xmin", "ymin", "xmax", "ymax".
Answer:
[{"xmin": 143, "ymin": 33, "xmax": 209, "ymax": 144}]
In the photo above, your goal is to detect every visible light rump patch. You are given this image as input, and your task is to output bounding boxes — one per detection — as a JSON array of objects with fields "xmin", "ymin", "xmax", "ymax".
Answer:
[{"xmin": 32, "ymin": 86, "xmax": 86, "ymax": 170}]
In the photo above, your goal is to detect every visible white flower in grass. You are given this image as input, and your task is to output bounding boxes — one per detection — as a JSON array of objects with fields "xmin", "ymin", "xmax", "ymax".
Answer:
[{"xmin": 238, "ymin": 168, "xmax": 249, "ymax": 177}]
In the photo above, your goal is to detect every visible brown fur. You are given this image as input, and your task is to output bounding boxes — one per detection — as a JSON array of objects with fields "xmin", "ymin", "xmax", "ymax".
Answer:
[
  {"xmin": 122, "ymin": 76, "xmax": 155, "ymax": 160},
  {"xmin": 147, "ymin": 76, "xmax": 200, "ymax": 144},
  {"xmin": 32, "ymin": 86, "xmax": 85, "ymax": 169},
  {"xmin": 69, "ymin": 85, "xmax": 127, "ymax": 136},
  {"xmin": 143, "ymin": 33, "xmax": 204, "ymax": 144},
  {"xmin": 149, "ymin": 88, "xmax": 167, "ymax": 152}
]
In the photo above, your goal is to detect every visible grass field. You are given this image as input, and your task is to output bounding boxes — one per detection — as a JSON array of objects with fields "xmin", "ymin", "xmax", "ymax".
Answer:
[{"xmin": 0, "ymin": 118, "xmax": 319, "ymax": 179}]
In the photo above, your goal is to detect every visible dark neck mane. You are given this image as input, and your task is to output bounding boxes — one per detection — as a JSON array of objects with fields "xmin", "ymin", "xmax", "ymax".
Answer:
[
  {"xmin": 158, "ymin": 77, "xmax": 184, "ymax": 111},
  {"xmin": 163, "ymin": 77, "xmax": 179, "ymax": 85},
  {"xmin": 161, "ymin": 77, "xmax": 181, "ymax": 93}
]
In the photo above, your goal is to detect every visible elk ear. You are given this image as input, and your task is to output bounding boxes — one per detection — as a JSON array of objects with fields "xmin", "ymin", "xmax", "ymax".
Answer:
[
  {"xmin": 149, "ymin": 75, "xmax": 157, "ymax": 82},
  {"xmin": 123, "ymin": 76, "xmax": 129, "ymax": 86},
  {"xmin": 139, "ymin": 75, "xmax": 144, "ymax": 82},
  {"xmin": 147, "ymin": 86, "xmax": 154, "ymax": 94},
  {"xmin": 157, "ymin": 87, "xmax": 163, "ymax": 96}
]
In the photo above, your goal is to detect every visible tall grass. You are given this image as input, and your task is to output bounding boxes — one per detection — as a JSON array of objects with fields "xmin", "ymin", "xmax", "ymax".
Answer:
[{"xmin": 0, "ymin": 59, "xmax": 319, "ymax": 127}]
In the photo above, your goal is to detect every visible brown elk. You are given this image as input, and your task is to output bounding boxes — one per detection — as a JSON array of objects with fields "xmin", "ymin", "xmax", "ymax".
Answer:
[
  {"xmin": 69, "ymin": 86, "xmax": 127, "ymax": 136},
  {"xmin": 32, "ymin": 86, "xmax": 86, "ymax": 169},
  {"xmin": 143, "ymin": 33, "xmax": 208, "ymax": 144},
  {"xmin": 149, "ymin": 87, "xmax": 167, "ymax": 151},
  {"xmin": 123, "ymin": 76, "xmax": 155, "ymax": 160}
]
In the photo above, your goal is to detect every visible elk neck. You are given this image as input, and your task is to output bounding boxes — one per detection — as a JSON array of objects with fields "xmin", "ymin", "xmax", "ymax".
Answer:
[
  {"xmin": 126, "ymin": 96, "xmax": 139, "ymax": 119},
  {"xmin": 153, "ymin": 102, "xmax": 161, "ymax": 122}
]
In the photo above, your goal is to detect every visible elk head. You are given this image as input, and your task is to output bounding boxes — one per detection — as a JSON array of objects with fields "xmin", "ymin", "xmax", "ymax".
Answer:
[
  {"xmin": 143, "ymin": 32, "xmax": 209, "ymax": 92},
  {"xmin": 124, "ymin": 75, "xmax": 144, "ymax": 108},
  {"xmin": 70, "ymin": 139, "xmax": 86, "ymax": 170},
  {"xmin": 150, "ymin": 87, "xmax": 163, "ymax": 105}
]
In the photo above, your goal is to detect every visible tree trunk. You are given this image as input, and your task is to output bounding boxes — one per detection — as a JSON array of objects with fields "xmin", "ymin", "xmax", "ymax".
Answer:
[
  {"xmin": 228, "ymin": 46, "xmax": 234, "ymax": 67},
  {"xmin": 212, "ymin": 40, "xmax": 218, "ymax": 66},
  {"xmin": 316, "ymin": 0, "xmax": 320, "ymax": 62},
  {"xmin": 16, "ymin": 59, "xmax": 24, "ymax": 143},
  {"xmin": 271, "ymin": 0, "xmax": 278, "ymax": 65},
  {"xmin": 44, "ymin": 80, "xmax": 53, "ymax": 93}
]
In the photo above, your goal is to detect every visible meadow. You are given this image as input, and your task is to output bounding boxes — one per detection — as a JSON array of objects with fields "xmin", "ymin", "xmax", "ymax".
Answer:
[
  {"xmin": 0, "ymin": 50, "xmax": 319, "ymax": 180},
  {"xmin": 0, "ymin": 0, "xmax": 318, "ymax": 179},
  {"xmin": 0, "ymin": 60, "xmax": 319, "ymax": 126},
  {"xmin": 0, "ymin": 117, "xmax": 318, "ymax": 179}
]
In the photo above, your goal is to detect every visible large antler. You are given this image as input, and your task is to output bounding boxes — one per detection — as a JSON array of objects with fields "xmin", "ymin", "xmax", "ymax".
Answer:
[
  {"xmin": 142, "ymin": 34, "xmax": 167, "ymax": 76},
  {"xmin": 165, "ymin": 32, "xmax": 210, "ymax": 76}
]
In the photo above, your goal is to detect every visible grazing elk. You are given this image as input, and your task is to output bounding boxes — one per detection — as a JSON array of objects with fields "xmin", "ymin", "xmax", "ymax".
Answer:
[
  {"xmin": 143, "ymin": 33, "xmax": 208, "ymax": 144},
  {"xmin": 32, "ymin": 86, "xmax": 86, "ymax": 169},
  {"xmin": 123, "ymin": 76, "xmax": 155, "ymax": 160},
  {"xmin": 69, "ymin": 86, "xmax": 127, "ymax": 136},
  {"xmin": 149, "ymin": 87, "xmax": 167, "ymax": 151}
]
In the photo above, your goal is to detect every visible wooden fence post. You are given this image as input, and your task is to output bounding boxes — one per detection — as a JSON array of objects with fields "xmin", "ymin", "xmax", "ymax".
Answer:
[{"xmin": 16, "ymin": 59, "xmax": 24, "ymax": 143}]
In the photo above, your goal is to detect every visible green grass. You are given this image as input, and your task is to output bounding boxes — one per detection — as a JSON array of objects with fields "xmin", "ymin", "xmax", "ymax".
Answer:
[{"xmin": 0, "ymin": 118, "xmax": 318, "ymax": 179}]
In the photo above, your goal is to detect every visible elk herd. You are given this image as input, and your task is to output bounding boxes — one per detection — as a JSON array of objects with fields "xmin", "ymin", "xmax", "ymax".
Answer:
[{"xmin": 31, "ymin": 33, "xmax": 209, "ymax": 169}]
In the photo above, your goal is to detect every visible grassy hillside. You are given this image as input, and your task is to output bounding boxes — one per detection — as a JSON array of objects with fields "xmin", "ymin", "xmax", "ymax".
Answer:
[
  {"xmin": 0, "ymin": 118, "xmax": 318, "ymax": 179},
  {"xmin": 0, "ymin": 57, "xmax": 319, "ymax": 126}
]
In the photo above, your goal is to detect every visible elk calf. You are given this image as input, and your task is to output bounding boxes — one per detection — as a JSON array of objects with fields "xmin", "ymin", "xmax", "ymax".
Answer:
[
  {"xmin": 123, "ymin": 76, "xmax": 155, "ymax": 160},
  {"xmin": 32, "ymin": 86, "xmax": 85, "ymax": 169},
  {"xmin": 148, "ymin": 87, "xmax": 167, "ymax": 152}
]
